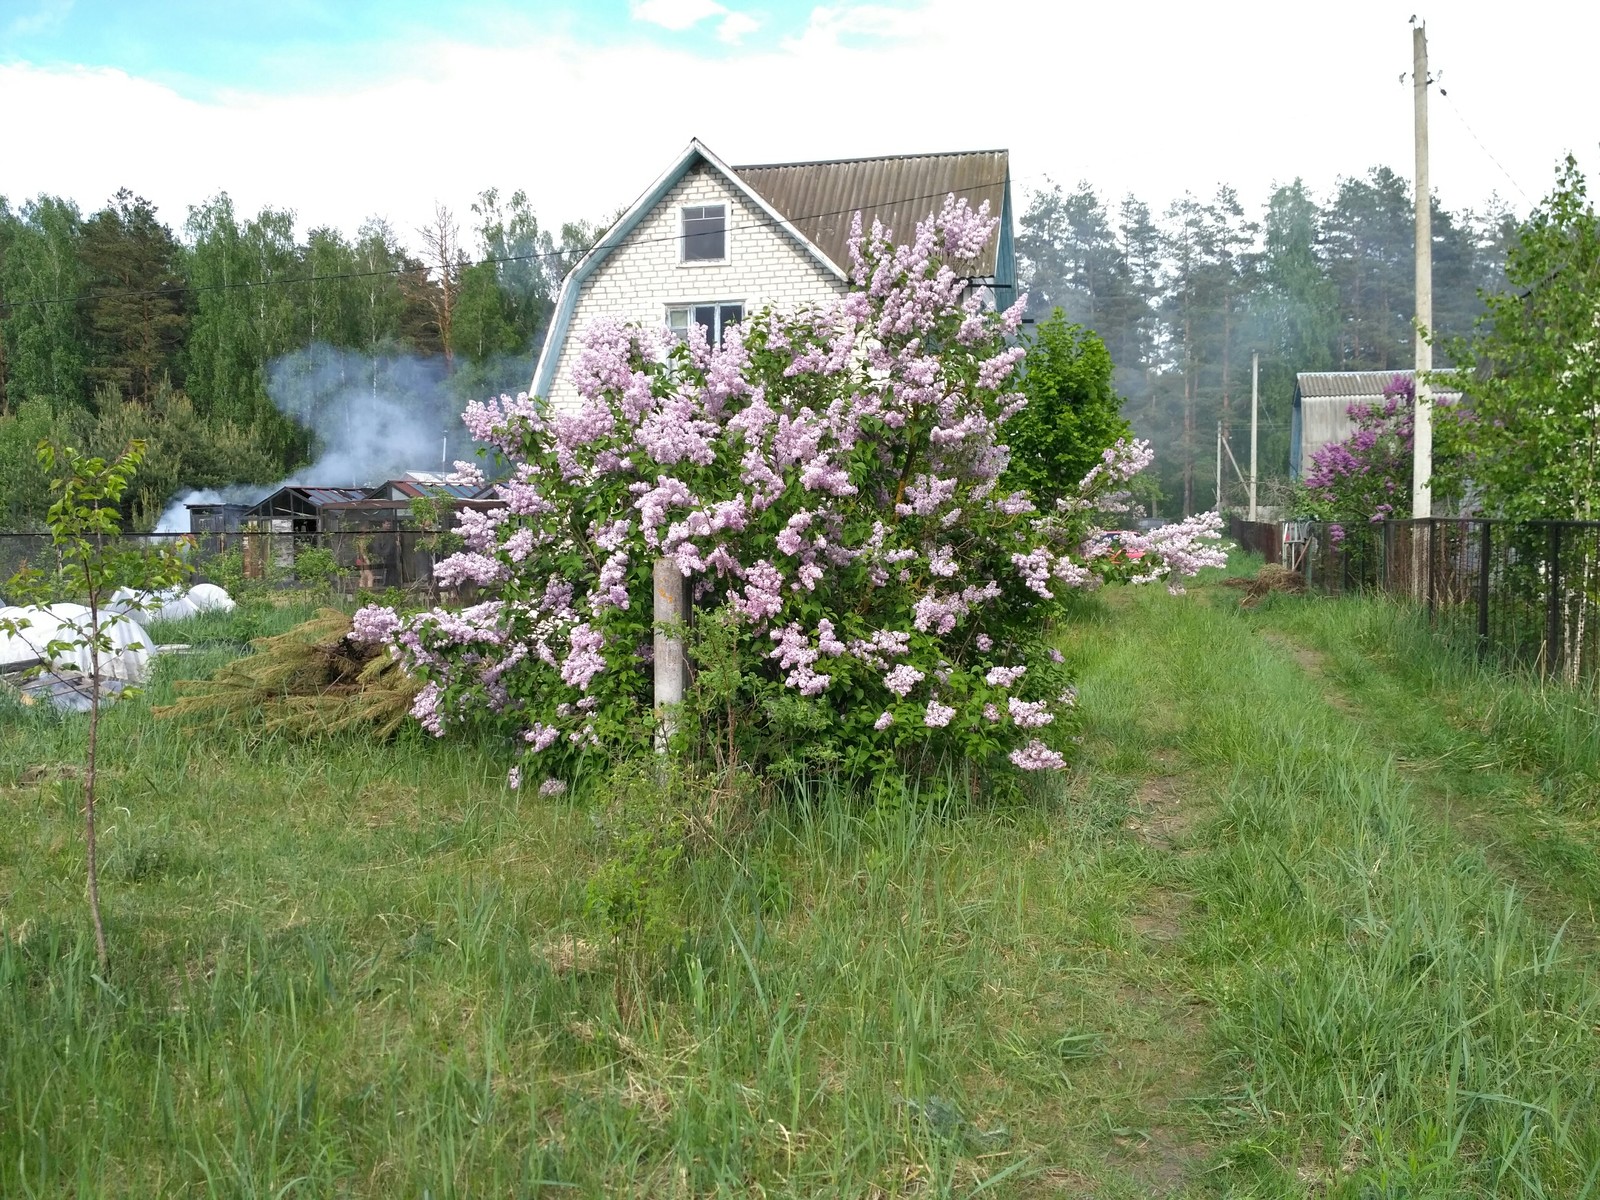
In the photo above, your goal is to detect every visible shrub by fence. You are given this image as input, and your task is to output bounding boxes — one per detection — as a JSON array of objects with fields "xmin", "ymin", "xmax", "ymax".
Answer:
[{"xmin": 1298, "ymin": 518, "xmax": 1600, "ymax": 685}]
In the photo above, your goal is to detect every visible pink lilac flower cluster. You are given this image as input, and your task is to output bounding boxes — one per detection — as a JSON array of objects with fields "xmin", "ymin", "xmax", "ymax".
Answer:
[{"xmin": 351, "ymin": 198, "xmax": 1225, "ymax": 784}]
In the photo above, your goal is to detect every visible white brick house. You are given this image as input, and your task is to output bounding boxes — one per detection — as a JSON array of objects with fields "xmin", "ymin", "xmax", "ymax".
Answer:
[{"xmin": 531, "ymin": 139, "xmax": 1015, "ymax": 409}]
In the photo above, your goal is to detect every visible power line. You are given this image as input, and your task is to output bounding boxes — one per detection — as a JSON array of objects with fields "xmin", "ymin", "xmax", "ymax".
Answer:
[
  {"xmin": 0, "ymin": 176, "xmax": 1019, "ymax": 317},
  {"xmin": 1437, "ymin": 84, "xmax": 1534, "ymax": 208}
]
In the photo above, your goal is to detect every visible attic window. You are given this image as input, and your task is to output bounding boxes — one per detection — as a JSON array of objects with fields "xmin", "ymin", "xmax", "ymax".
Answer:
[
  {"xmin": 682, "ymin": 204, "xmax": 727, "ymax": 261},
  {"xmin": 668, "ymin": 303, "xmax": 743, "ymax": 346}
]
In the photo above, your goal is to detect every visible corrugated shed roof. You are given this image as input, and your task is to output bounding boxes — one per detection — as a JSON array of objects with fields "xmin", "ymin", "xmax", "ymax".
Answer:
[
  {"xmin": 734, "ymin": 150, "xmax": 1010, "ymax": 277},
  {"xmin": 245, "ymin": 486, "xmax": 371, "ymax": 518},
  {"xmin": 1295, "ymin": 369, "xmax": 1464, "ymax": 399},
  {"xmin": 1296, "ymin": 370, "xmax": 1415, "ymax": 398},
  {"xmin": 300, "ymin": 487, "xmax": 373, "ymax": 506},
  {"xmin": 371, "ymin": 480, "xmax": 485, "ymax": 501}
]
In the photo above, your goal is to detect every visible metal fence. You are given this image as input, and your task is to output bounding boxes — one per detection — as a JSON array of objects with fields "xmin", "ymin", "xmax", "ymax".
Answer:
[
  {"xmin": 0, "ymin": 529, "xmax": 456, "ymax": 598},
  {"xmin": 1299, "ymin": 518, "xmax": 1600, "ymax": 684}
]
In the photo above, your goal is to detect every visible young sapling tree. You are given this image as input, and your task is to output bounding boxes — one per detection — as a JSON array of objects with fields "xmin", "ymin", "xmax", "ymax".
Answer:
[{"xmin": 1, "ymin": 440, "xmax": 191, "ymax": 970}]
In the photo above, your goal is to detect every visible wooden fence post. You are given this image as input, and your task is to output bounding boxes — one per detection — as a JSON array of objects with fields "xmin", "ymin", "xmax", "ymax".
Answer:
[{"xmin": 653, "ymin": 558, "xmax": 688, "ymax": 751}]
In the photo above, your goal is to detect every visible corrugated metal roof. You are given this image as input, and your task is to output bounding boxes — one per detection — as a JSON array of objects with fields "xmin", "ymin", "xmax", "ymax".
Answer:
[
  {"xmin": 734, "ymin": 150, "xmax": 1009, "ymax": 277},
  {"xmin": 301, "ymin": 487, "xmax": 373, "ymax": 506},
  {"xmin": 245, "ymin": 485, "xmax": 371, "ymax": 518},
  {"xmin": 371, "ymin": 479, "xmax": 484, "ymax": 501}
]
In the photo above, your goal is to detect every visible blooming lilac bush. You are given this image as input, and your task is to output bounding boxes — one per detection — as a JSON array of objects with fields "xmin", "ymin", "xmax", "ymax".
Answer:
[
  {"xmin": 1299, "ymin": 374, "xmax": 1470, "ymax": 540},
  {"xmin": 353, "ymin": 198, "xmax": 1225, "ymax": 788}
]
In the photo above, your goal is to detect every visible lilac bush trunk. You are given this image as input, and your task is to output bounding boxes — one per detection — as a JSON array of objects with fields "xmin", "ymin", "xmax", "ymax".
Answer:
[{"xmin": 354, "ymin": 198, "xmax": 1225, "ymax": 790}]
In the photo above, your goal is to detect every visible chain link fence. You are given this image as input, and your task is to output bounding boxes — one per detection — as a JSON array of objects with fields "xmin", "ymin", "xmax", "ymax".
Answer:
[{"xmin": 0, "ymin": 529, "xmax": 456, "ymax": 601}]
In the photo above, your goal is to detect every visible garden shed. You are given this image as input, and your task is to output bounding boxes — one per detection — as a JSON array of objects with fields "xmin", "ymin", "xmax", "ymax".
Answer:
[
  {"xmin": 1291, "ymin": 370, "xmax": 1462, "ymax": 478},
  {"xmin": 235, "ymin": 486, "xmax": 370, "ymax": 576}
]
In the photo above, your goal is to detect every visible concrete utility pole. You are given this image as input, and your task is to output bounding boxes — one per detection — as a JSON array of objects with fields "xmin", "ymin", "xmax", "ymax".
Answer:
[
  {"xmin": 653, "ymin": 559, "xmax": 687, "ymax": 751},
  {"xmin": 1411, "ymin": 21, "xmax": 1434, "ymax": 522},
  {"xmin": 1216, "ymin": 421, "xmax": 1223, "ymax": 511},
  {"xmin": 1249, "ymin": 350, "xmax": 1260, "ymax": 521}
]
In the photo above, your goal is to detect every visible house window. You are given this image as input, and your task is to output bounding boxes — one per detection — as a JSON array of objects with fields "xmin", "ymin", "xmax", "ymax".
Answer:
[
  {"xmin": 668, "ymin": 303, "xmax": 744, "ymax": 346},
  {"xmin": 681, "ymin": 204, "xmax": 727, "ymax": 261}
]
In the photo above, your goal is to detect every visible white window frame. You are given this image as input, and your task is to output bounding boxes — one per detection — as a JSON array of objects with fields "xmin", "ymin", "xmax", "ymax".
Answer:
[
  {"xmin": 666, "ymin": 301, "xmax": 745, "ymax": 347},
  {"xmin": 679, "ymin": 203, "xmax": 729, "ymax": 266}
]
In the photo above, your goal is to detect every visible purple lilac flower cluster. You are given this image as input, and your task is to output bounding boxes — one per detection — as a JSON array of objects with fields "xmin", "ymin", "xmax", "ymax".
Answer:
[
  {"xmin": 1301, "ymin": 375, "xmax": 1467, "ymax": 539},
  {"xmin": 351, "ymin": 198, "xmax": 1226, "ymax": 786}
]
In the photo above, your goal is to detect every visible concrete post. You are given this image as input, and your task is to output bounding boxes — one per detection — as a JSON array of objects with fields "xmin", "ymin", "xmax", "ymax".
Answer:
[
  {"xmin": 1215, "ymin": 421, "xmax": 1223, "ymax": 511},
  {"xmin": 1412, "ymin": 21, "xmax": 1434, "ymax": 599},
  {"xmin": 1249, "ymin": 350, "xmax": 1260, "ymax": 521},
  {"xmin": 653, "ymin": 557, "xmax": 687, "ymax": 750}
]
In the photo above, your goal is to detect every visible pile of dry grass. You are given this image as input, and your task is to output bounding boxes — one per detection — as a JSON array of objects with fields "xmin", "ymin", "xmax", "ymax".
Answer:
[
  {"xmin": 1223, "ymin": 563, "xmax": 1308, "ymax": 607},
  {"xmin": 154, "ymin": 608, "xmax": 419, "ymax": 738}
]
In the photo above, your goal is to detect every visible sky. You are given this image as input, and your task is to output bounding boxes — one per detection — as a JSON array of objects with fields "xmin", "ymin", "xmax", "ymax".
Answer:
[{"xmin": 2, "ymin": 0, "xmax": 1597, "ymax": 253}]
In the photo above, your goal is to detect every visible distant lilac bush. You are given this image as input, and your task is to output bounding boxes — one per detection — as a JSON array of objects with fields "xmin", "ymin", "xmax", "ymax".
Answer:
[
  {"xmin": 354, "ymin": 198, "xmax": 1225, "ymax": 789},
  {"xmin": 1301, "ymin": 374, "xmax": 1469, "ymax": 539}
]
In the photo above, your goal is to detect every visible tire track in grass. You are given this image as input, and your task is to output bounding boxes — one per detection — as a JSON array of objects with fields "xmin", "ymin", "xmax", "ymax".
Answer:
[
  {"xmin": 1081, "ymin": 586, "xmax": 1600, "ymax": 1195},
  {"xmin": 1251, "ymin": 613, "xmax": 1600, "ymax": 952},
  {"xmin": 1060, "ymin": 599, "xmax": 1220, "ymax": 1196}
]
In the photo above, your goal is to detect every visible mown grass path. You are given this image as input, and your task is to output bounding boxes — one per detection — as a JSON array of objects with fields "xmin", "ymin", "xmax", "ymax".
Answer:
[
  {"xmin": 1064, "ymin": 586, "xmax": 1600, "ymax": 1197},
  {"xmin": 2, "ymin": 590, "xmax": 1598, "ymax": 1197}
]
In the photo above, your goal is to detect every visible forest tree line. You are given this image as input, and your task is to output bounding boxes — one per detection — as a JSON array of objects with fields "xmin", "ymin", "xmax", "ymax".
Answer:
[
  {"xmin": 1015, "ymin": 166, "xmax": 1518, "ymax": 515},
  {"xmin": 1, "ymin": 164, "xmax": 1519, "ymax": 529},
  {"xmin": 0, "ymin": 188, "xmax": 599, "ymax": 528}
]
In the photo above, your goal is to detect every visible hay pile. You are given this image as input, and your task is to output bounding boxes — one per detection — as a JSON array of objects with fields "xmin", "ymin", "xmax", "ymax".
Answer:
[
  {"xmin": 1223, "ymin": 563, "xmax": 1308, "ymax": 607},
  {"xmin": 154, "ymin": 608, "xmax": 419, "ymax": 738}
]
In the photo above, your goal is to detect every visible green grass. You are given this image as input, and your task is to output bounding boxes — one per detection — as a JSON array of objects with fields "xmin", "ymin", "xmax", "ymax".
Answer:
[
  {"xmin": 1245, "ymin": 591, "xmax": 1600, "ymax": 926},
  {"xmin": 2, "ymin": 589, "xmax": 1599, "ymax": 1196}
]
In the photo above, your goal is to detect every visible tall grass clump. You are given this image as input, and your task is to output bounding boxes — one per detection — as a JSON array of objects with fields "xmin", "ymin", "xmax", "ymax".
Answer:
[{"xmin": 0, "ymin": 656, "xmax": 1199, "ymax": 1196}]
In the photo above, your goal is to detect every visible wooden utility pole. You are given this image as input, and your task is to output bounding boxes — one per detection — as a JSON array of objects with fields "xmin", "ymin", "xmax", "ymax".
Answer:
[
  {"xmin": 1249, "ymin": 350, "xmax": 1260, "ymax": 521},
  {"xmin": 1411, "ymin": 22, "xmax": 1433, "ymax": 521}
]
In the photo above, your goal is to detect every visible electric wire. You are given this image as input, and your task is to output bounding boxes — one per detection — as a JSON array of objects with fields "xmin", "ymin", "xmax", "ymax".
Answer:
[{"xmin": 1437, "ymin": 85, "xmax": 1534, "ymax": 208}]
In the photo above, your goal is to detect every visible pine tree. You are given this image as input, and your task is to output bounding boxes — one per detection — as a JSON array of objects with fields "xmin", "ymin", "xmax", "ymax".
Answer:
[
  {"xmin": 1323, "ymin": 168, "xmax": 1415, "ymax": 369},
  {"xmin": 78, "ymin": 190, "xmax": 187, "ymax": 406}
]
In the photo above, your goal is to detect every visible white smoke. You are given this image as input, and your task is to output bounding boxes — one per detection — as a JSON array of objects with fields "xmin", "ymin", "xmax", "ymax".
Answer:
[
  {"xmin": 152, "ymin": 344, "xmax": 490, "ymax": 534},
  {"xmin": 154, "ymin": 485, "xmax": 265, "ymax": 534},
  {"xmin": 269, "ymin": 344, "xmax": 468, "ymax": 486}
]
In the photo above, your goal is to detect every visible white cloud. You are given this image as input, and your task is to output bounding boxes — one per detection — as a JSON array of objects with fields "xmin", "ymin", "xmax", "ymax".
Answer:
[
  {"xmin": 716, "ymin": 11, "xmax": 761, "ymax": 43},
  {"xmin": 631, "ymin": 0, "xmax": 760, "ymax": 43},
  {"xmin": 1, "ymin": 0, "xmax": 1595, "ymax": 261},
  {"xmin": 630, "ymin": 0, "xmax": 729, "ymax": 32}
]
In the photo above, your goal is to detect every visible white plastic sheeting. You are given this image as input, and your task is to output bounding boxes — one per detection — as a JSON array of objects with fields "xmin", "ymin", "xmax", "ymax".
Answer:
[
  {"xmin": 109, "ymin": 583, "xmax": 235, "ymax": 623},
  {"xmin": 186, "ymin": 583, "xmax": 236, "ymax": 613},
  {"xmin": 0, "ymin": 603, "xmax": 154, "ymax": 682}
]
